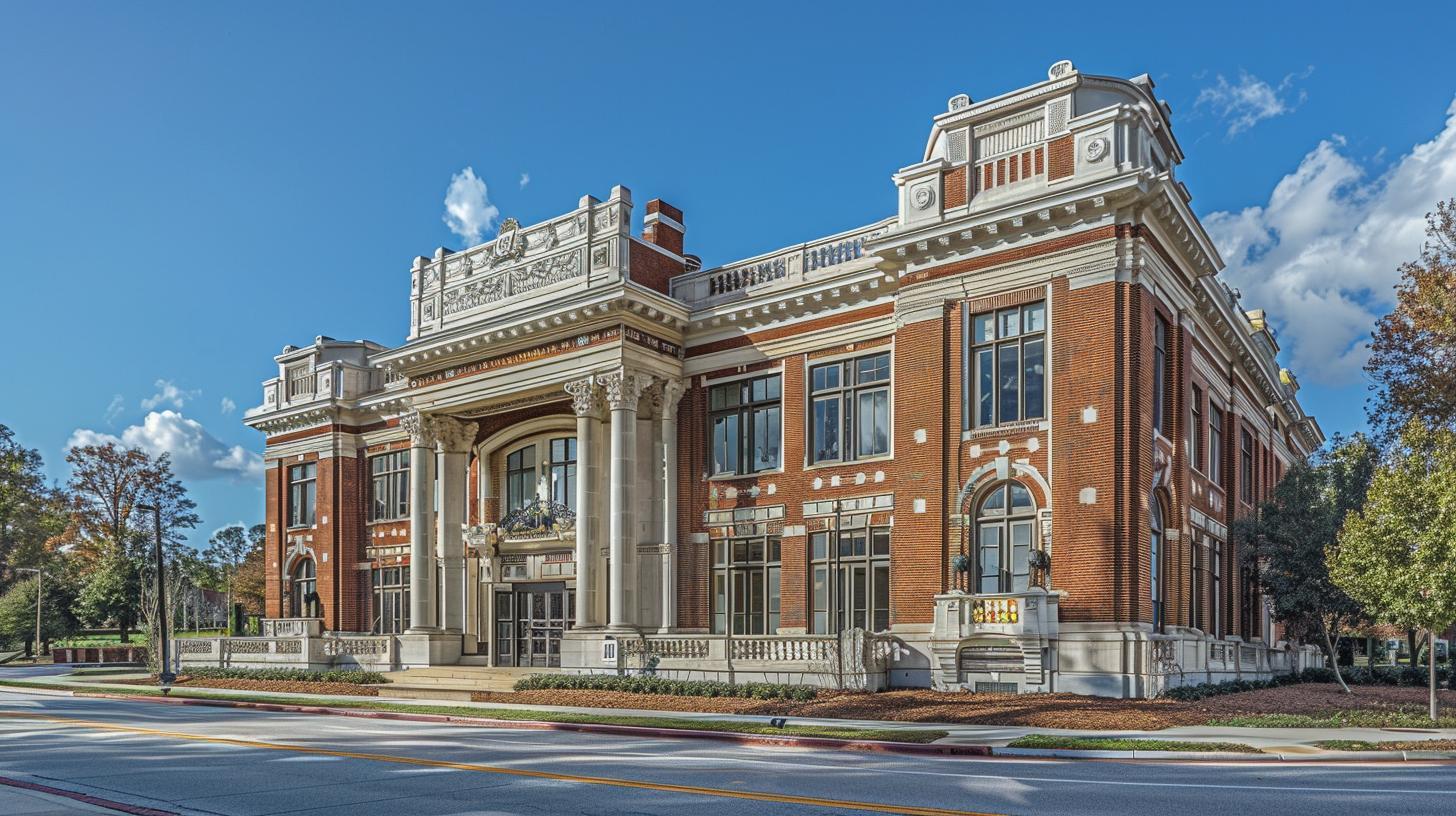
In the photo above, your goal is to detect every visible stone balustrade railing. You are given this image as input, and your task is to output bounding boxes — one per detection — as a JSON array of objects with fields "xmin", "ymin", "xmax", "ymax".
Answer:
[
  {"xmin": 729, "ymin": 635, "xmax": 834, "ymax": 663},
  {"xmin": 669, "ymin": 219, "xmax": 894, "ymax": 307}
]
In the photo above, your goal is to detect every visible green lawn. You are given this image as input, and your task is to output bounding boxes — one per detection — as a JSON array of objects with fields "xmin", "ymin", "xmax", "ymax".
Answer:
[
  {"xmin": 1207, "ymin": 709, "xmax": 1456, "ymax": 728},
  {"xmin": 1007, "ymin": 734, "xmax": 1260, "ymax": 753},
  {"xmin": 0, "ymin": 678, "xmax": 947, "ymax": 744}
]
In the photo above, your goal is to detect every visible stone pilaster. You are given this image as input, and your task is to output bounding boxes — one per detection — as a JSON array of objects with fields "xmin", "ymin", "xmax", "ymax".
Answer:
[
  {"xmin": 565, "ymin": 376, "xmax": 606, "ymax": 628},
  {"xmin": 434, "ymin": 415, "xmax": 476, "ymax": 634},
  {"xmin": 599, "ymin": 368, "xmax": 647, "ymax": 631},
  {"xmin": 401, "ymin": 410, "xmax": 438, "ymax": 633}
]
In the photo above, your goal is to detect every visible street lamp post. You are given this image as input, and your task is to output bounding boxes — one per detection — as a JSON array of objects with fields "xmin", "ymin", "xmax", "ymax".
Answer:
[
  {"xmin": 135, "ymin": 503, "xmax": 176, "ymax": 688},
  {"xmin": 15, "ymin": 567, "xmax": 48, "ymax": 662}
]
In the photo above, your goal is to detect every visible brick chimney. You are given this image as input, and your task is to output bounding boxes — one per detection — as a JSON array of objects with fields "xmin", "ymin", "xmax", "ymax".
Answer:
[{"xmin": 642, "ymin": 199, "xmax": 685, "ymax": 256}]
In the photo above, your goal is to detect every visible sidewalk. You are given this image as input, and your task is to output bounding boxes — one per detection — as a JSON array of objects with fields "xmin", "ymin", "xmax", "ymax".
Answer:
[{"xmin": 7, "ymin": 669, "xmax": 1456, "ymax": 759}]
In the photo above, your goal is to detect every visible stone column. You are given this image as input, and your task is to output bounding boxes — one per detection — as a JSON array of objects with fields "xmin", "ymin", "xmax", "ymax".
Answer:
[
  {"xmin": 565, "ymin": 376, "xmax": 605, "ymax": 628},
  {"xmin": 434, "ymin": 416, "xmax": 476, "ymax": 634},
  {"xmin": 657, "ymin": 379, "xmax": 685, "ymax": 632},
  {"xmin": 402, "ymin": 411, "xmax": 438, "ymax": 633},
  {"xmin": 600, "ymin": 368, "xmax": 646, "ymax": 631}
]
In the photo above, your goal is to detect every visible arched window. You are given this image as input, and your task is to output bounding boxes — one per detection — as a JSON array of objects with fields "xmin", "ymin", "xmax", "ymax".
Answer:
[
  {"xmin": 1150, "ymin": 495, "xmax": 1165, "ymax": 631},
  {"xmin": 975, "ymin": 482, "xmax": 1036, "ymax": 594},
  {"xmin": 290, "ymin": 558, "xmax": 319, "ymax": 618}
]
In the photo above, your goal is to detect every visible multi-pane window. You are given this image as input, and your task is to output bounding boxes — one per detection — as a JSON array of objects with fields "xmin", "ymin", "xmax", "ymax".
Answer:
[
  {"xmin": 975, "ymin": 482, "xmax": 1037, "ymax": 594},
  {"xmin": 548, "ymin": 438, "xmax": 576, "ymax": 510},
  {"xmin": 809, "ymin": 352, "xmax": 891, "ymax": 464},
  {"xmin": 287, "ymin": 463, "xmax": 317, "ymax": 528},
  {"xmin": 1190, "ymin": 533, "xmax": 1206, "ymax": 633},
  {"xmin": 369, "ymin": 452, "xmax": 410, "ymax": 521},
  {"xmin": 1239, "ymin": 429, "xmax": 1254, "ymax": 504},
  {"xmin": 709, "ymin": 374, "xmax": 782, "ymax": 475},
  {"xmin": 1211, "ymin": 536, "xmax": 1223, "ymax": 638},
  {"xmin": 968, "ymin": 302, "xmax": 1045, "ymax": 428},
  {"xmin": 372, "ymin": 566, "xmax": 410, "ymax": 634},
  {"xmin": 1208, "ymin": 402, "xmax": 1225, "ymax": 485},
  {"xmin": 506, "ymin": 446, "xmax": 536, "ymax": 512},
  {"xmin": 710, "ymin": 536, "xmax": 781, "ymax": 635},
  {"xmin": 290, "ymin": 558, "xmax": 319, "ymax": 618},
  {"xmin": 809, "ymin": 525, "xmax": 891, "ymax": 633},
  {"xmin": 1153, "ymin": 316, "xmax": 1170, "ymax": 436},
  {"xmin": 1190, "ymin": 385, "xmax": 1204, "ymax": 472},
  {"xmin": 1150, "ymin": 496, "xmax": 1165, "ymax": 632}
]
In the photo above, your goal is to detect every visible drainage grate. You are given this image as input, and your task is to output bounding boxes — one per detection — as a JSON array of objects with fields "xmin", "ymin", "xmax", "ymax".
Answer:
[{"xmin": 974, "ymin": 681, "xmax": 1018, "ymax": 694}]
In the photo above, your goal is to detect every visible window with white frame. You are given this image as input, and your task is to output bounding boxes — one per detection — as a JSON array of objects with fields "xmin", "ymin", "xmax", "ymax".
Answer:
[
  {"xmin": 975, "ymin": 482, "xmax": 1037, "ymax": 594},
  {"xmin": 1208, "ymin": 401, "xmax": 1225, "ymax": 485},
  {"xmin": 809, "ymin": 351, "xmax": 891, "ymax": 464},
  {"xmin": 967, "ymin": 302, "xmax": 1045, "ymax": 428},
  {"xmin": 710, "ymin": 535, "xmax": 781, "ymax": 635},
  {"xmin": 808, "ymin": 524, "xmax": 890, "ymax": 633},
  {"xmin": 709, "ymin": 374, "xmax": 781, "ymax": 475},
  {"xmin": 287, "ymin": 462, "xmax": 316, "ymax": 528},
  {"xmin": 547, "ymin": 437, "xmax": 576, "ymax": 510},
  {"xmin": 369, "ymin": 451, "xmax": 410, "ymax": 521},
  {"xmin": 505, "ymin": 445, "xmax": 536, "ymax": 512},
  {"xmin": 1153, "ymin": 316, "xmax": 1170, "ymax": 436}
]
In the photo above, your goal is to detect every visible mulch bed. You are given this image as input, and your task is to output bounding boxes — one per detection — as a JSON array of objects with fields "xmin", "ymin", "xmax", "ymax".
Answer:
[
  {"xmin": 471, "ymin": 684, "xmax": 1456, "ymax": 730},
  {"xmin": 114, "ymin": 676, "xmax": 379, "ymax": 697}
]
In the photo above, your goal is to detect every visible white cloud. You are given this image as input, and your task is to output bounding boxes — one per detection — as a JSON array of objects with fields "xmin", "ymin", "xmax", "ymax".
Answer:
[
  {"xmin": 220, "ymin": 397, "xmax": 237, "ymax": 415},
  {"xmin": 1205, "ymin": 97, "xmax": 1456, "ymax": 385},
  {"xmin": 140, "ymin": 379, "xmax": 199, "ymax": 411},
  {"xmin": 519, "ymin": 172, "xmax": 530, "ymax": 189},
  {"xmin": 1196, "ymin": 67, "xmax": 1312, "ymax": 136},
  {"xmin": 68, "ymin": 410, "xmax": 264, "ymax": 482},
  {"xmin": 104, "ymin": 394, "xmax": 125, "ymax": 425},
  {"xmin": 442, "ymin": 166, "xmax": 499, "ymax": 246}
]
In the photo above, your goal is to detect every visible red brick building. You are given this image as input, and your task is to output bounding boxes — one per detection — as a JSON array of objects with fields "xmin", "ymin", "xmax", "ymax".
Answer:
[{"xmin": 224, "ymin": 62, "xmax": 1323, "ymax": 696}]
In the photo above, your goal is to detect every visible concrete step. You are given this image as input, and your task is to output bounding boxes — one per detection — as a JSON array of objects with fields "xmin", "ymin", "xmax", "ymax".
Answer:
[{"xmin": 375, "ymin": 684, "xmax": 481, "ymax": 702}]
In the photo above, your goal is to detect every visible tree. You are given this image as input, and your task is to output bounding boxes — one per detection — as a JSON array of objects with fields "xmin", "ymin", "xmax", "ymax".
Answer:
[
  {"xmin": 232, "ymin": 525, "xmax": 267, "ymax": 621},
  {"xmin": 66, "ymin": 443, "xmax": 198, "ymax": 642},
  {"xmin": 1331, "ymin": 420, "xmax": 1456, "ymax": 721},
  {"xmin": 204, "ymin": 525, "xmax": 252, "ymax": 633},
  {"xmin": 1234, "ymin": 434, "xmax": 1377, "ymax": 692},
  {"xmin": 0, "ymin": 425, "xmax": 71, "ymax": 591},
  {"xmin": 0, "ymin": 575, "xmax": 77, "ymax": 655},
  {"xmin": 1366, "ymin": 199, "xmax": 1456, "ymax": 441}
]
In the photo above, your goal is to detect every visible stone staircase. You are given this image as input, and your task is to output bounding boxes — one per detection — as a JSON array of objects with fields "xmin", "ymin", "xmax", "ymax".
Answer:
[{"xmin": 373, "ymin": 664, "xmax": 555, "ymax": 701}]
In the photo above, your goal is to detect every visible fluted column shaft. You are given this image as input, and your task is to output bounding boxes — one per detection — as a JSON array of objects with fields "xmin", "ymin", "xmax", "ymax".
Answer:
[
  {"xmin": 659, "ymin": 380, "xmax": 684, "ymax": 631},
  {"xmin": 435, "ymin": 416, "xmax": 476, "ymax": 635},
  {"xmin": 565, "ymin": 377, "xmax": 605, "ymax": 629},
  {"xmin": 403, "ymin": 412, "xmax": 438, "ymax": 632},
  {"xmin": 601, "ymin": 369, "xmax": 645, "ymax": 631}
]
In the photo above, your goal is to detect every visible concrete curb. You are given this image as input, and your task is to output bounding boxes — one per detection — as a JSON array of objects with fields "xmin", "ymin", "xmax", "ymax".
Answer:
[
  {"xmin": 989, "ymin": 747, "xmax": 1450, "ymax": 762},
  {"xmin": 0, "ymin": 775, "xmax": 177, "ymax": 815},
  {"xmin": 69, "ymin": 691, "xmax": 993, "ymax": 758}
]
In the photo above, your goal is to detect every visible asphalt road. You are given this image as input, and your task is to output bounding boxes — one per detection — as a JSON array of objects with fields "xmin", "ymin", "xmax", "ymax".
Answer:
[{"xmin": 1, "ymin": 687, "xmax": 1454, "ymax": 816}]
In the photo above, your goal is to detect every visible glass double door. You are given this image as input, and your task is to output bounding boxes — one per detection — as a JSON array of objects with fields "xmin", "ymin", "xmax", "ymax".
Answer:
[{"xmin": 495, "ymin": 584, "xmax": 573, "ymax": 667}]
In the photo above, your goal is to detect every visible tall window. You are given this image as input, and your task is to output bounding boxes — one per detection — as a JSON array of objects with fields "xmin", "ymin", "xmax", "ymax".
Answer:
[
  {"xmin": 548, "ymin": 437, "xmax": 576, "ymax": 510},
  {"xmin": 968, "ymin": 302, "xmax": 1045, "ymax": 428},
  {"xmin": 369, "ymin": 451, "xmax": 410, "ymax": 521},
  {"xmin": 1190, "ymin": 385, "xmax": 1204, "ymax": 472},
  {"xmin": 290, "ymin": 558, "xmax": 319, "ymax": 618},
  {"xmin": 1152, "ymin": 316, "xmax": 1170, "ymax": 436},
  {"xmin": 288, "ymin": 463, "xmax": 317, "ymax": 528},
  {"xmin": 809, "ymin": 352, "xmax": 891, "ymax": 463},
  {"xmin": 1211, "ymin": 536, "xmax": 1223, "ymax": 638},
  {"xmin": 710, "ymin": 536, "xmax": 780, "ymax": 634},
  {"xmin": 372, "ymin": 566, "xmax": 410, "ymax": 634},
  {"xmin": 809, "ymin": 525, "xmax": 891, "ymax": 633},
  {"xmin": 1239, "ymin": 429, "xmax": 1254, "ymax": 504},
  {"xmin": 975, "ymin": 482, "xmax": 1037, "ymax": 594},
  {"xmin": 1190, "ymin": 533, "xmax": 1206, "ymax": 633},
  {"xmin": 1208, "ymin": 402, "xmax": 1224, "ymax": 485},
  {"xmin": 506, "ymin": 446, "xmax": 536, "ymax": 512},
  {"xmin": 1150, "ymin": 495, "xmax": 1166, "ymax": 632},
  {"xmin": 709, "ymin": 374, "xmax": 781, "ymax": 475}
]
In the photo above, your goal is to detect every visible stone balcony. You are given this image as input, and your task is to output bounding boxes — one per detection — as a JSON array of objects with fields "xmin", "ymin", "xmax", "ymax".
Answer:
[{"xmin": 931, "ymin": 588, "xmax": 1060, "ymax": 641}]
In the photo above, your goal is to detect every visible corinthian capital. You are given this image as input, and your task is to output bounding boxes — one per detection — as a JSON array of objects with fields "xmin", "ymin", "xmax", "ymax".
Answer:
[
  {"xmin": 400, "ymin": 410, "xmax": 437, "ymax": 447},
  {"xmin": 658, "ymin": 378, "xmax": 686, "ymax": 417},
  {"xmin": 434, "ymin": 415, "xmax": 477, "ymax": 453},
  {"xmin": 598, "ymin": 367, "xmax": 647, "ymax": 411},
  {"xmin": 564, "ymin": 376, "xmax": 606, "ymax": 419}
]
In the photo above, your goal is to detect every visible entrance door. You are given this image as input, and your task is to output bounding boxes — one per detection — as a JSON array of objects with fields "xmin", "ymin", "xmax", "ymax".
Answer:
[{"xmin": 495, "ymin": 584, "xmax": 573, "ymax": 667}]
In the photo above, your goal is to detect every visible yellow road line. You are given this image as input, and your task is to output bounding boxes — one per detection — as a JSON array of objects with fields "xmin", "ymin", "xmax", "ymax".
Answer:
[{"xmin": 0, "ymin": 710, "xmax": 1002, "ymax": 816}]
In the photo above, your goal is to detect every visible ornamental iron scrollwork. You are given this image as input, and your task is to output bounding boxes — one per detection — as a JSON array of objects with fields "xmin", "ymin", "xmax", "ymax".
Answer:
[{"xmin": 499, "ymin": 497, "xmax": 576, "ymax": 537}]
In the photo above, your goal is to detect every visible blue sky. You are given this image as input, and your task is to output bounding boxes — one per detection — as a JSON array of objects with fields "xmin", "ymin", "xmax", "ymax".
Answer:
[{"xmin": 3, "ymin": 2, "xmax": 1454, "ymax": 549}]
